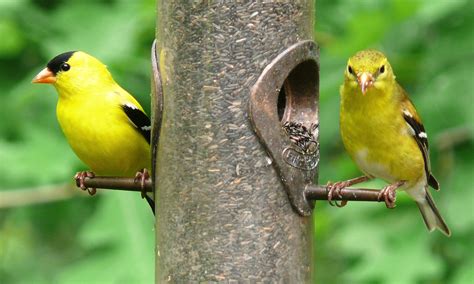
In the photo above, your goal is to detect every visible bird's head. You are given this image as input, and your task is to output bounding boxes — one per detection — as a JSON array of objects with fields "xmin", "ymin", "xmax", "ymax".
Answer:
[
  {"xmin": 344, "ymin": 49, "xmax": 395, "ymax": 96},
  {"xmin": 32, "ymin": 51, "xmax": 114, "ymax": 94}
]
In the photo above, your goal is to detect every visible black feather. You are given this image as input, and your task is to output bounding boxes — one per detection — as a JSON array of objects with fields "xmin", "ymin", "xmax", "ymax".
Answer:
[
  {"xmin": 145, "ymin": 195, "xmax": 155, "ymax": 214},
  {"xmin": 121, "ymin": 104, "xmax": 151, "ymax": 144},
  {"xmin": 47, "ymin": 51, "xmax": 76, "ymax": 75},
  {"xmin": 403, "ymin": 111, "xmax": 439, "ymax": 190},
  {"xmin": 428, "ymin": 174, "xmax": 440, "ymax": 190},
  {"xmin": 403, "ymin": 113, "xmax": 428, "ymax": 147}
]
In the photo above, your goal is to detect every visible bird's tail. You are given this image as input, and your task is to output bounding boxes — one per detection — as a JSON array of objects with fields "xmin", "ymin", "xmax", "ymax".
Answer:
[
  {"xmin": 145, "ymin": 193, "xmax": 155, "ymax": 215},
  {"xmin": 415, "ymin": 190, "xmax": 451, "ymax": 236}
]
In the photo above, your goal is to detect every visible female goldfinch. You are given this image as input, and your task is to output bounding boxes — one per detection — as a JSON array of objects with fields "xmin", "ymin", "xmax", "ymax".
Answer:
[
  {"xmin": 32, "ymin": 51, "xmax": 154, "ymax": 210},
  {"xmin": 328, "ymin": 49, "xmax": 450, "ymax": 236}
]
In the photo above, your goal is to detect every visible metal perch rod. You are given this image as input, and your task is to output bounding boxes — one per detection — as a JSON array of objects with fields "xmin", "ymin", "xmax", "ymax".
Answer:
[
  {"xmin": 78, "ymin": 176, "xmax": 383, "ymax": 202},
  {"xmin": 304, "ymin": 184, "xmax": 383, "ymax": 202},
  {"xmin": 76, "ymin": 176, "xmax": 152, "ymax": 192}
]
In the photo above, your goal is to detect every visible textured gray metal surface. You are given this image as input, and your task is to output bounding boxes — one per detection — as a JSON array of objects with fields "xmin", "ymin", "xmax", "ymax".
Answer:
[{"xmin": 154, "ymin": 2, "xmax": 315, "ymax": 282}]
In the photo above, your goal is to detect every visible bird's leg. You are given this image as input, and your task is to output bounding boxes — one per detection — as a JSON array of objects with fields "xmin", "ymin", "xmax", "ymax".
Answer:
[
  {"xmin": 326, "ymin": 176, "xmax": 371, "ymax": 207},
  {"xmin": 134, "ymin": 168, "xmax": 150, "ymax": 199},
  {"xmin": 74, "ymin": 171, "xmax": 96, "ymax": 196},
  {"xmin": 378, "ymin": 181, "xmax": 405, "ymax": 209}
]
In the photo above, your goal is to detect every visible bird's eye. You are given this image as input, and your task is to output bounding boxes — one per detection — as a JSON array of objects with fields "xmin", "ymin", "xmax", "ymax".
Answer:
[
  {"xmin": 60, "ymin": 63, "xmax": 70, "ymax": 72},
  {"xmin": 379, "ymin": 65, "xmax": 385, "ymax": 74},
  {"xmin": 348, "ymin": 65, "xmax": 354, "ymax": 75}
]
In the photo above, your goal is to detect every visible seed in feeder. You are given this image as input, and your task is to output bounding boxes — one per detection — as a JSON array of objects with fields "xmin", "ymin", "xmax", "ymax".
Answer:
[{"xmin": 283, "ymin": 121, "xmax": 319, "ymax": 154}]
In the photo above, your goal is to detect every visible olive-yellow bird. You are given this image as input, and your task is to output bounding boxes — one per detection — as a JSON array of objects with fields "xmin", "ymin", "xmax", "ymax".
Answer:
[
  {"xmin": 329, "ymin": 49, "xmax": 450, "ymax": 236},
  {"xmin": 32, "ymin": 51, "xmax": 153, "ymax": 211}
]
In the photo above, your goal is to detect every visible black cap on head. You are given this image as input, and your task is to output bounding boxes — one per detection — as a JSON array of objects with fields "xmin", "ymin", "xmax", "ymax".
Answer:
[{"xmin": 47, "ymin": 51, "xmax": 76, "ymax": 75}]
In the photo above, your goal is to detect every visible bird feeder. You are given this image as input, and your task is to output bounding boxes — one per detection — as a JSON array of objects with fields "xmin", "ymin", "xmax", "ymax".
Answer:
[{"xmin": 153, "ymin": 2, "xmax": 316, "ymax": 282}]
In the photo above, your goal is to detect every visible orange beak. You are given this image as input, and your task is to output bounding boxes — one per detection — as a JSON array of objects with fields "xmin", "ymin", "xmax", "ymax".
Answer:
[
  {"xmin": 357, "ymin": 72, "xmax": 374, "ymax": 95},
  {"xmin": 32, "ymin": 68, "xmax": 56, "ymax": 84}
]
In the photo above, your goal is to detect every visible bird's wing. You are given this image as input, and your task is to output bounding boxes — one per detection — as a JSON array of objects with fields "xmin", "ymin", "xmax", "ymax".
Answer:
[
  {"xmin": 399, "ymin": 86, "xmax": 439, "ymax": 190},
  {"xmin": 121, "ymin": 102, "xmax": 151, "ymax": 144}
]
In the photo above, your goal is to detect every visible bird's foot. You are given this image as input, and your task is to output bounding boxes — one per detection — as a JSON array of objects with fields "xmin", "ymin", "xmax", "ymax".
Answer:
[
  {"xmin": 74, "ymin": 171, "xmax": 96, "ymax": 196},
  {"xmin": 134, "ymin": 168, "xmax": 150, "ymax": 199},
  {"xmin": 378, "ymin": 181, "xmax": 405, "ymax": 209},
  {"xmin": 326, "ymin": 180, "xmax": 349, "ymax": 208},
  {"xmin": 326, "ymin": 176, "xmax": 371, "ymax": 207}
]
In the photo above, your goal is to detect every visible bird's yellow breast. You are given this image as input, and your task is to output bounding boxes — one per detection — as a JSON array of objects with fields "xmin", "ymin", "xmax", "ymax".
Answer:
[
  {"xmin": 340, "ymin": 86, "xmax": 424, "ymax": 186},
  {"xmin": 56, "ymin": 92, "xmax": 150, "ymax": 177}
]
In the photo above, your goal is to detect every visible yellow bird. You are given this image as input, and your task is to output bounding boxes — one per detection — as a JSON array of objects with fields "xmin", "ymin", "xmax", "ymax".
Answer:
[
  {"xmin": 32, "ymin": 51, "xmax": 153, "ymax": 211},
  {"xmin": 328, "ymin": 49, "xmax": 450, "ymax": 236}
]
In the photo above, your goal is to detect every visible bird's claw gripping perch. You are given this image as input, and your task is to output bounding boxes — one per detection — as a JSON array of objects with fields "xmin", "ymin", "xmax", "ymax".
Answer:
[
  {"xmin": 74, "ymin": 171, "xmax": 96, "ymax": 196},
  {"xmin": 134, "ymin": 168, "xmax": 150, "ymax": 199},
  {"xmin": 326, "ymin": 181, "xmax": 349, "ymax": 207},
  {"xmin": 377, "ymin": 186, "xmax": 397, "ymax": 209},
  {"xmin": 325, "ymin": 176, "xmax": 371, "ymax": 207},
  {"xmin": 377, "ymin": 181, "xmax": 405, "ymax": 209}
]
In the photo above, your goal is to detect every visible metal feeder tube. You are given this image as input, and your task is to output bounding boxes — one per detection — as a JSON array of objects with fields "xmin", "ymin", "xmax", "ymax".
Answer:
[{"xmin": 154, "ymin": 2, "xmax": 315, "ymax": 282}]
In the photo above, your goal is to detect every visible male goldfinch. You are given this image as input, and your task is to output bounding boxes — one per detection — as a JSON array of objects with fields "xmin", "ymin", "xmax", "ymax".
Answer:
[
  {"xmin": 328, "ymin": 49, "xmax": 450, "ymax": 236},
  {"xmin": 32, "ymin": 51, "xmax": 154, "ymax": 211}
]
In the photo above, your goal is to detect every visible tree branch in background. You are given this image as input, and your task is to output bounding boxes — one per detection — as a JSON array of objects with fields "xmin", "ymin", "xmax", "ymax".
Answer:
[
  {"xmin": 435, "ymin": 125, "xmax": 472, "ymax": 177},
  {"xmin": 0, "ymin": 184, "xmax": 83, "ymax": 209},
  {"xmin": 435, "ymin": 125, "xmax": 472, "ymax": 151}
]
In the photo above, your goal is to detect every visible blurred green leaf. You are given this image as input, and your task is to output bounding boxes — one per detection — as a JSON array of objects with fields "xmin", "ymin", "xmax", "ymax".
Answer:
[
  {"xmin": 55, "ymin": 192, "xmax": 154, "ymax": 283},
  {"xmin": 0, "ymin": 19, "xmax": 25, "ymax": 57}
]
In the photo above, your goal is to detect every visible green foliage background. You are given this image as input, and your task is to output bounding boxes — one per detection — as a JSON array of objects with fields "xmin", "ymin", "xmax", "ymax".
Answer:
[{"xmin": 0, "ymin": 0, "xmax": 472, "ymax": 283}]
